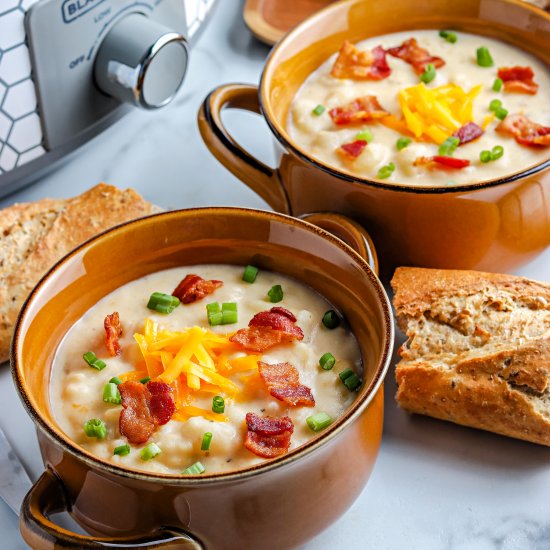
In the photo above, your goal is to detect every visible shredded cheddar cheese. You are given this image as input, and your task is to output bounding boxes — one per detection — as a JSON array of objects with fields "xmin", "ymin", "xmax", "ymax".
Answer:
[
  {"xmin": 118, "ymin": 320, "xmax": 263, "ymax": 422},
  {"xmin": 398, "ymin": 83, "xmax": 483, "ymax": 143}
]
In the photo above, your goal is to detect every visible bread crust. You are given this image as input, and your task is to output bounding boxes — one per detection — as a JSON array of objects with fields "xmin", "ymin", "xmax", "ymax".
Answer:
[
  {"xmin": 0, "ymin": 184, "xmax": 155, "ymax": 362},
  {"xmin": 392, "ymin": 267, "xmax": 550, "ymax": 446}
]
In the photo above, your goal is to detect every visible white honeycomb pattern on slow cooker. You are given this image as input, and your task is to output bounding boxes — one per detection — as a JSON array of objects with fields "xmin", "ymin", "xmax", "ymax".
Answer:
[{"xmin": 0, "ymin": 0, "xmax": 215, "ymax": 175}]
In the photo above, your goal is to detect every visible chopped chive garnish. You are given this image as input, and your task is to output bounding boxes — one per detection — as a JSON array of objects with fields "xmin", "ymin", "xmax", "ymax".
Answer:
[
  {"xmin": 201, "ymin": 432, "xmax": 213, "ymax": 451},
  {"xmin": 355, "ymin": 130, "xmax": 373, "ymax": 143},
  {"xmin": 84, "ymin": 418, "xmax": 107, "ymax": 439},
  {"xmin": 480, "ymin": 145, "xmax": 504, "ymax": 163},
  {"xmin": 339, "ymin": 368, "xmax": 362, "ymax": 391},
  {"xmin": 377, "ymin": 162, "xmax": 395, "ymax": 179},
  {"xmin": 439, "ymin": 30, "xmax": 457, "ymax": 43},
  {"xmin": 492, "ymin": 77, "xmax": 503, "ymax": 92},
  {"xmin": 221, "ymin": 302, "xmax": 238, "ymax": 325},
  {"xmin": 396, "ymin": 136, "xmax": 412, "ymax": 151},
  {"xmin": 140, "ymin": 376, "xmax": 151, "ymax": 384},
  {"xmin": 476, "ymin": 46, "xmax": 493, "ymax": 67},
  {"xmin": 267, "ymin": 285, "xmax": 284, "ymax": 303},
  {"xmin": 114, "ymin": 444, "xmax": 130, "ymax": 456},
  {"xmin": 147, "ymin": 292, "xmax": 180, "ymax": 314},
  {"xmin": 206, "ymin": 302, "xmax": 222, "ymax": 326},
  {"xmin": 103, "ymin": 382, "xmax": 122, "ymax": 404},
  {"xmin": 420, "ymin": 63, "xmax": 436, "ymax": 84},
  {"xmin": 312, "ymin": 104, "xmax": 326, "ymax": 116},
  {"xmin": 322, "ymin": 310, "xmax": 340, "ymax": 329},
  {"xmin": 438, "ymin": 136, "xmax": 460, "ymax": 157},
  {"xmin": 495, "ymin": 107, "xmax": 508, "ymax": 120},
  {"xmin": 306, "ymin": 412, "xmax": 333, "ymax": 432},
  {"xmin": 83, "ymin": 351, "xmax": 106, "ymax": 371},
  {"xmin": 140, "ymin": 442, "xmax": 161, "ymax": 460},
  {"xmin": 489, "ymin": 99, "xmax": 502, "ymax": 112},
  {"xmin": 319, "ymin": 352, "xmax": 336, "ymax": 371},
  {"xmin": 182, "ymin": 461, "xmax": 205, "ymax": 475},
  {"xmin": 109, "ymin": 376, "xmax": 122, "ymax": 385},
  {"xmin": 242, "ymin": 265, "xmax": 259, "ymax": 283},
  {"xmin": 212, "ymin": 395, "xmax": 225, "ymax": 414}
]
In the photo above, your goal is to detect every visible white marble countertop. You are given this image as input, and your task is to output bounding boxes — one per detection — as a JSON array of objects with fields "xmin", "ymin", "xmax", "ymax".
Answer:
[{"xmin": 1, "ymin": 2, "xmax": 549, "ymax": 549}]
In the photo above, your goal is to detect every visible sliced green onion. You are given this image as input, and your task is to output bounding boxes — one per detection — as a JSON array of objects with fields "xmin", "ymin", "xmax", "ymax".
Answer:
[
  {"xmin": 84, "ymin": 418, "xmax": 107, "ymax": 439},
  {"xmin": 242, "ymin": 265, "xmax": 259, "ymax": 283},
  {"xmin": 147, "ymin": 292, "xmax": 180, "ymax": 314},
  {"xmin": 492, "ymin": 77, "xmax": 503, "ymax": 92},
  {"xmin": 109, "ymin": 376, "xmax": 123, "ymax": 385},
  {"xmin": 201, "ymin": 432, "xmax": 213, "ymax": 451},
  {"xmin": 355, "ymin": 130, "xmax": 373, "ymax": 143},
  {"xmin": 491, "ymin": 145, "xmax": 504, "ymax": 160},
  {"xmin": 489, "ymin": 99, "xmax": 502, "ymax": 112},
  {"xmin": 83, "ymin": 351, "xmax": 106, "ymax": 371},
  {"xmin": 438, "ymin": 136, "xmax": 460, "ymax": 157},
  {"xmin": 480, "ymin": 150, "xmax": 492, "ymax": 163},
  {"xmin": 212, "ymin": 395, "xmax": 225, "ymax": 414},
  {"xmin": 319, "ymin": 352, "xmax": 336, "ymax": 371},
  {"xmin": 140, "ymin": 376, "xmax": 151, "ymax": 384},
  {"xmin": 480, "ymin": 145, "xmax": 504, "ymax": 163},
  {"xmin": 221, "ymin": 302, "xmax": 238, "ymax": 325},
  {"xmin": 312, "ymin": 104, "xmax": 326, "ymax": 116},
  {"xmin": 495, "ymin": 107, "xmax": 508, "ymax": 120},
  {"xmin": 339, "ymin": 368, "xmax": 362, "ymax": 391},
  {"xmin": 439, "ymin": 30, "xmax": 457, "ymax": 43},
  {"xmin": 322, "ymin": 310, "xmax": 340, "ymax": 329},
  {"xmin": 114, "ymin": 444, "xmax": 130, "ymax": 456},
  {"xmin": 140, "ymin": 442, "xmax": 161, "ymax": 460},
  {"xmin": 476, "ymin": 46, "xmax": 494, "ymax": 67},
  {"xmin": 206, "ymin": 302, "xmax": 222, "ymax": 326},
  {"xmin": 267, "ymin": 285, "xmax": 284, "ymax": 303},
  {"xmin": 103, "ymin": 382, "xmax": 122, "ymax": 404},
  {"xmin": 377, "ymin": 162, "xmax": 395, "ymax": 179},
  {"xmin": 306, "ymin": 412, "xmax": 333, "ymax": 432},
  {"xmin": 182, "ymin": 461, "xmax": 205, "ymax": 475},
  {"xmin": 396, "ymin": 136, "xmax": 412, "ymax": 151},
  {"xmin": 420, "ymin": 63, "xmax": 436, "ymax": 84}
]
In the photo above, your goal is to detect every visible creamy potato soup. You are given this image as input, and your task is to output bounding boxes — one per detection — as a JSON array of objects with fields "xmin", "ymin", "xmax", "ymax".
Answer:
[
  {"xmin": 50, "ymin": 265, "xmax": 362, "ymax": 474},
  {"xmin": 289, "ymin": 30, "xmax": 550, "ymax": 186}
]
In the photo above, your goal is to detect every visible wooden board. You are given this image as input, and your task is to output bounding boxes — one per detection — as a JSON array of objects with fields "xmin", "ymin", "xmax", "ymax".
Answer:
[{"xmin": 243, "ymin": 0, "xmax": 334, "ymax": 46}]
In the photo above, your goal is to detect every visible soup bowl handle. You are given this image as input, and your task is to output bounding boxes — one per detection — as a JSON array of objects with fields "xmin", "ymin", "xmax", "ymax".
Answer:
[
  {"xmin": 198, "ymin": 83, "xmax": 291, "ymax": 214},
  {"xmin": 20, "ymin": 469, "xmax": 203, "ymax": 549},
  {"xmin": 300, "ymin": 212, "xmax": 379, "ymax": 275}
]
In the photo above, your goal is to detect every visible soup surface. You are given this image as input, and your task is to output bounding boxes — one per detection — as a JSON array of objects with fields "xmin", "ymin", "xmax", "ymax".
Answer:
[
  {"xmin": 50, "ymin": 265, "xmax": 361, "ymax": 474},
  {"xmin": 289, "ymin": 30, "xmax": 550, "ymax": 186}
]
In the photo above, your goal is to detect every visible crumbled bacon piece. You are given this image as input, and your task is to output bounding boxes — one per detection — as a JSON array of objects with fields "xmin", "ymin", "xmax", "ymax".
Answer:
[
  {"xmin": 147, "ymin": 381, "xmax": 176, "ymax": 425},
  {"xmin": 244, "ymin": 412, "xmax": 294, "ymax": 458},
  {"xmin": 104, "ymin": 312, "xmax": 122, "ymax": 357},
  {"xmin": 258, "ymin": 362, "xmax": 315, "ymax": 407},
  {"xmin": 119, "ymin": 380, "xmax": 175, "ymax": 445},
  {"xmin": 498, "ymin": 66, "xmax": 538, "ymax": 95},
  {"xmin": 387, "ymin": 37, "xmax": 445, "ymax": 74},
  {"xmin": 414, "ymin": 156, "xmax": 471, "ymax": 169},
  {"xmin": 329, "ymin": 96, "xmax": 389, "ymax": 126},
  {"xmin": 453, "ymin": 122, "xmax": 484, "ymax": 145},
  {"xmin": 331, "ymin": 41, "xmax": 391, "ymax": 80},
  {"xmin": 496, "ymin": 114, "xmax": 550, "ymax": 147},
  {"xmin": 338, "ymin": 140, "xmax": 368, "ymax": 159},
  {"xmin": 230, "ymin": 307, "xmax": 304, "ymax": 353},
  {"xmin": 172, "ymin": 274, "xmax": 223, "ymax": 304}
]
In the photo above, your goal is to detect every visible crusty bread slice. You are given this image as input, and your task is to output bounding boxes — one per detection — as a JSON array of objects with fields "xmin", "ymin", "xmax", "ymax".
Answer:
[
  {"xmin": 0, "ymin": 183, "xmax": 156, "ymax": 362},
  {"xmin": 391, "ymin": 267, "xmax": 550, "ymax": 446}
]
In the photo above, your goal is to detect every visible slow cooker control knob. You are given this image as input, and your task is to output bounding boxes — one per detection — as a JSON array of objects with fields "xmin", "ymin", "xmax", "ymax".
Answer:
[{"xmin": 94, "ymin": 13, "xmax": 188, "ymax": 109}]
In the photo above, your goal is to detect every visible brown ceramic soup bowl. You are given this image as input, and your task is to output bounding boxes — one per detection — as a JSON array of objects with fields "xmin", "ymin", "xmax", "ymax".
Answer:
[
  {"xmin": 12, "ymin": 208, "xmax": 393, "ymax": 549},
  {"xmin": 199, "ymin": 0, "xmax": 550, "ymax": 275}
]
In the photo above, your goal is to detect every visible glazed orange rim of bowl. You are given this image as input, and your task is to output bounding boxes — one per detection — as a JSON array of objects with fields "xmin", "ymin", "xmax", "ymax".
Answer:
[
  {"xmin": 259, "ymin": 0, "xmax": 550, "ymax": 194},
  {"xmin": 11, "ymin": 207, "xmax": 394, "ymax": 485}
]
